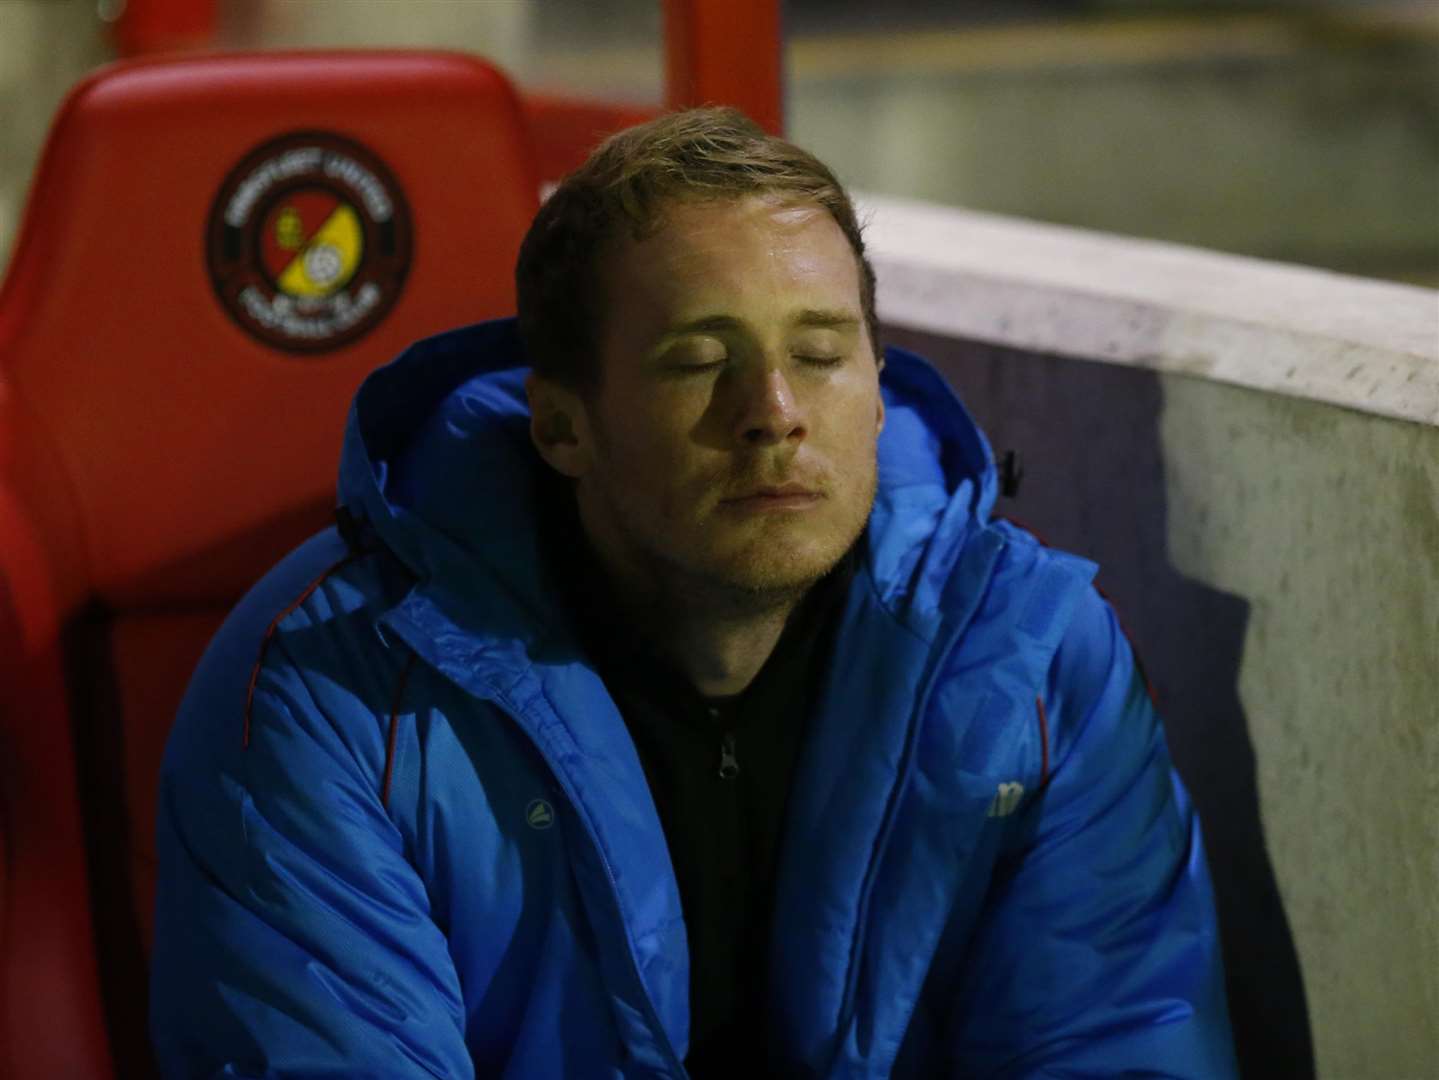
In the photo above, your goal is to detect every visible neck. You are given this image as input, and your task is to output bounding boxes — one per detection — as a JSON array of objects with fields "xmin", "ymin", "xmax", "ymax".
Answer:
[
  {"xmin": 578, "ymin": 529, "xmax": 810, "ymax": 699},
  {"xmin": 642, "ymin": 590, "xmax": 799, "ymax": 698}
]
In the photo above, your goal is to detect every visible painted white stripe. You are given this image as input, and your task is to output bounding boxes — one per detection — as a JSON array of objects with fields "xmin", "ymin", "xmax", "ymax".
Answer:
[{"xmin": 859, "ymin": 192, "xmax": 1439, "ymax": 427}]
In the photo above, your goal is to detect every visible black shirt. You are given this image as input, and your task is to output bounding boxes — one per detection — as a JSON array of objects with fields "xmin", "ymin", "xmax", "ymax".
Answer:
[{"xmin": 549, "ymin": 491, "xmax": 853, "ymax": 1075}]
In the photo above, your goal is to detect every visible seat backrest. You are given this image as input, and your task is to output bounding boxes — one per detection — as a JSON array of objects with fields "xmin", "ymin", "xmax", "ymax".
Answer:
[{"xmin": 0, "ymin": 50, "xmax": 539, "ymax": 1078}]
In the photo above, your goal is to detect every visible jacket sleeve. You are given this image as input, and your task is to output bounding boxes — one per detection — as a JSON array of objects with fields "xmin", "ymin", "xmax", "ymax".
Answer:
[
  {"xmin": 149, "ymin": 634, "xmax": 474, "ymax": 1079},
  {"xmin": 945, "ymin": 587, "xmax": 1238, "ymax": 1078}
]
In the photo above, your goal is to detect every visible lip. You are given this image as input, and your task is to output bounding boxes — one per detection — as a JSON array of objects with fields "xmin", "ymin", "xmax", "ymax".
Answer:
[{"xmin": 721, "ymin": 485, "xmax": 823, "ymax": 511}]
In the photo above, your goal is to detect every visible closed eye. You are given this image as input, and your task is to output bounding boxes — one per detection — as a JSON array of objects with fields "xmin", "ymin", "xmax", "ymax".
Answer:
[
  {"xmin": 796, "ymin": 355, "xmax": 843, "ymax": 368},
  {"xmin": 667, "ymin": 360, "xmax": 725, "ymax": 375}
]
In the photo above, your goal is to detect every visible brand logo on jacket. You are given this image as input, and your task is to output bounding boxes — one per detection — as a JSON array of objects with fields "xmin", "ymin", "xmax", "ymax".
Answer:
[
  {"xmin": 206, "ymin": 130, "xmax": 412, "ymax": 355},
  {"xmin": 986, "ymin": 781, "xmax": 1025, "ymax": 818},
  {"xmin": 526, "ymin": 799, "xmax": 556, "ymax": 830}
]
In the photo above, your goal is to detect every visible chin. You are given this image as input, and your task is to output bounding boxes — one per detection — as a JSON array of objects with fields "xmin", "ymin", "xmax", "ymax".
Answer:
[
  {"xmin": 695, "ymin": 531, "xmax": 857, "ymax": 596},
  {"xmin": 712, "ymin": 560, "xmax": 830, "ymax": 596}
]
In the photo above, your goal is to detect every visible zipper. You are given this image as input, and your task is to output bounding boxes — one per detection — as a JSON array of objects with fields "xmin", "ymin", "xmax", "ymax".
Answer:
[{"xmin": 717, "ymin": 731, "xmax": 740, "ymax": 780}]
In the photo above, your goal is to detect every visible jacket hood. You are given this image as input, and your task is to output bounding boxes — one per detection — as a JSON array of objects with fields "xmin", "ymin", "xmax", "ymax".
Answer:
[{"xmin": 338, "ymin": 317, "xmax": 998, "ymax": 646}]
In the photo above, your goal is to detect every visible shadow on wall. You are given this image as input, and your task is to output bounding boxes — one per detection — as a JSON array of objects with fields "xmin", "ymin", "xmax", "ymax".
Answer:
[{"xmin": 885, "ymin": 327, "xmax": 1315, "ymax": 1078}]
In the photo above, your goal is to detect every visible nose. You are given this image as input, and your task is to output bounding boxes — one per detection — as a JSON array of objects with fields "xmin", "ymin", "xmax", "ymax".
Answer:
[{"xmin": 733, "ymin": 365, "xmax": 806, "ymax": 447}]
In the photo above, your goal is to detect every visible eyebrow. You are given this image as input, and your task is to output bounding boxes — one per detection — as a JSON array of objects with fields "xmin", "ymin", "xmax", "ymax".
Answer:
[{"xmin": 663, "ymin": 309, "xmax": 861, "ymax": 337}]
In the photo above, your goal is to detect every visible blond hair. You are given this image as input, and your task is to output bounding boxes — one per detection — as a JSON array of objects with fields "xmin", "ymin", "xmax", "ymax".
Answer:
[{"xmin": 515, "ymin": 107, "xmax": 878, "ymax": 390}]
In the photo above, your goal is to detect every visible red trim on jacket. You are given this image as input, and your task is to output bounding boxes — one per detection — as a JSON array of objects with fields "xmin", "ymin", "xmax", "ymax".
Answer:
[
  {"xmin": 1093, "ymin": 582, "xmax": 1160, "ymax": 710},
  {"xmin": 999, "ymin": 514, "xmax": 1161, "ymax": 710},
  {"xmin": 382, "ymin": 651, "xmax": 418, "ymax": 809},
  {"xmin": 242, "ymin": 553, "xmax": 366, "ymax": 748}
]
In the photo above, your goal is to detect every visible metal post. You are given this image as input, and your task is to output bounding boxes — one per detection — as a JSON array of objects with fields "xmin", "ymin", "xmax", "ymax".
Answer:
[{"xmin": 664, "ymin": 0, "xmax": 783, "ymax": 134}]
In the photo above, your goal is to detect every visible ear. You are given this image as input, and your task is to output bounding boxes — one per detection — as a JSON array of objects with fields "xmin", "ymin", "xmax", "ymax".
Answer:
[{"xmin": 526, "ymin": 374, "xmax": 593, "ymax": 479}]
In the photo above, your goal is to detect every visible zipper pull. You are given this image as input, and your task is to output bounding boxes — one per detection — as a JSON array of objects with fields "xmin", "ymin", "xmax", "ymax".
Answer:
[{"xmin": 717, "ymin": 731, "xmax": 740, "ymax": 780}]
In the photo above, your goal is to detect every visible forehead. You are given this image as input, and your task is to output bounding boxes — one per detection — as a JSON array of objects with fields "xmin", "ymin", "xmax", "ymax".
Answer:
[{"xmin": 600, "ymin": 195, "xmax": 862, "ymax": 325}]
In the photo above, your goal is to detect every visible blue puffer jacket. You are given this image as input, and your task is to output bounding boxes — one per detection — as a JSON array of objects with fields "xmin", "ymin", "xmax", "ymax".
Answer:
[{"xmin": 150, "ymin": 318, "xmax": 1237, "ymax": 1078}]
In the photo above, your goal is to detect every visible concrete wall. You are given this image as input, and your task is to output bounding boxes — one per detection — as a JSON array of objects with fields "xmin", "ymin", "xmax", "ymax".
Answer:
[
  {"xmin": 1161, "ymin": 376, "xmax": 1438, "ymax": 1078},
  {"xmin": 791, "ymin": 9, "xmax": 1439, "ymax": 284},
  {"xmin": 869, "ymin": 195, "xmax": 1438, "ymax": 1077}
]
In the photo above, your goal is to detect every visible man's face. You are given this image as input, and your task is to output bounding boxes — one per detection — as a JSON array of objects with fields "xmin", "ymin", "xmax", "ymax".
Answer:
[{"xmin": 562, "ymin": 194, "xmax": 885, "ymax": 598}]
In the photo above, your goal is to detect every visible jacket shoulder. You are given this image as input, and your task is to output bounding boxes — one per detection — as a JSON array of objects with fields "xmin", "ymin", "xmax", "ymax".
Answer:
[
  {"xmin": 922, "ymin": 521, "xmax": 1098, "ymax": 798},
  {"xmin": 165, "ymin": 526, "xmax": 411, "ymax": 785},
  {"xmin": 975, "ymin": 521, "xmax": 1152, "ymax": 784}
]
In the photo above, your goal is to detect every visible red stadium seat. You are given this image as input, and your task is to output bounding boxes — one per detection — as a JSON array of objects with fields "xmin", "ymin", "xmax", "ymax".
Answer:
[{"xmin": 0, "ymin": 51, "xmax": 540, "ymax": 1078}]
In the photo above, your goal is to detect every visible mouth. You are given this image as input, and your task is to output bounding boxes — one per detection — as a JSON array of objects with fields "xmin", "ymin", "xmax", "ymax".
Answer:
[{"xmin": 720, "ymin": 484, "xmax": 824, "ymax": 512}]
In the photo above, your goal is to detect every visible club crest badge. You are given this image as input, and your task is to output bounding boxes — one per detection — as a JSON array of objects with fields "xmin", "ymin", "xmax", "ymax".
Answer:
[{"xmin": 206, "ymin": 131, "xmax": 412, "ymax": 354}]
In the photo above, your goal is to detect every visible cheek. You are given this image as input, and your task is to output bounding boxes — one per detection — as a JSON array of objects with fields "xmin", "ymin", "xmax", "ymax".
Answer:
[
  {"xmin": 825, "ymin": 384, "xmax": 883, "ymax": 457},
  {"xmin": 593, "ymin": 408, "xmax": 705, "ymax": 510}
]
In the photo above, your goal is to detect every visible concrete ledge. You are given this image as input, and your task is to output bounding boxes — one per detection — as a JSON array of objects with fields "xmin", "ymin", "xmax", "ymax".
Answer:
[{"xmin": 860, "ymin": 192, "xmax": 1439, "ymax": 426}]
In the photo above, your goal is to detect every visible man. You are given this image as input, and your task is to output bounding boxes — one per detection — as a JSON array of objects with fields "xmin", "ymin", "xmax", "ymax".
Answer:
[{"xmin": 150, "ymin": 108, "xmax": 1237, "ymax": 1077}]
